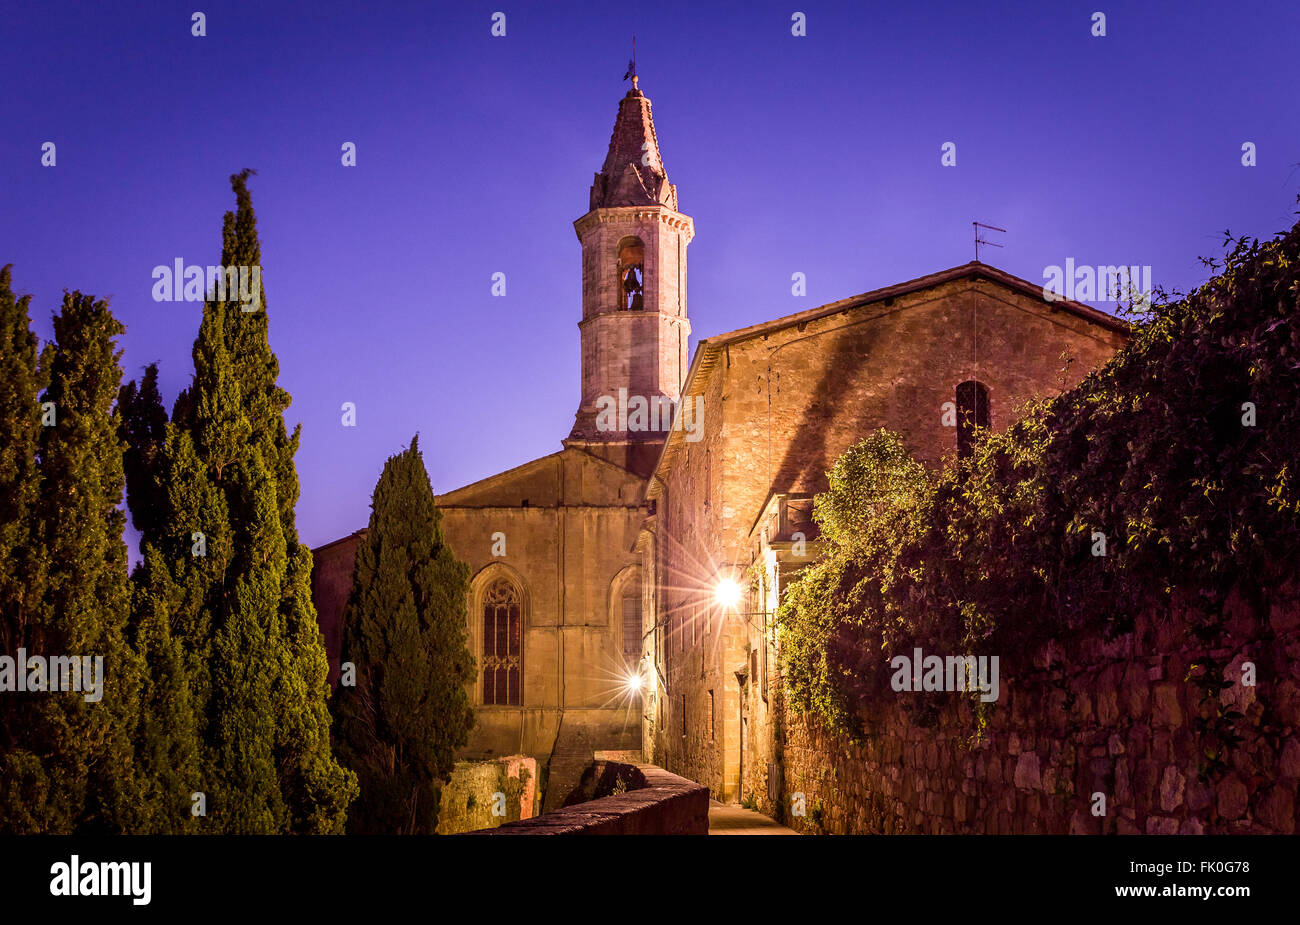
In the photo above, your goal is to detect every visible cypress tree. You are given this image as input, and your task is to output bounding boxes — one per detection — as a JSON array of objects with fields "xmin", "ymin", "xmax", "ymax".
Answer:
[
  {"xmin": 116, "ymin": 360, "xmax": 201, "ymax": 831},
  {"xmin": 211, "ymin": 170, "xmax": 354, "ymax": 832},
  {"xmin": 0, "ymin": 266, "xmax": 46, "ymax": 831},
  {"xmin": 335, "ymin": 436, "xmax": 475, "ymax": 834},
  {"xmin": 123, "ymin": 312, "xmax": 233, "ymax": 831},
  {"xmin": 127, "ymin": 172, "xmax": 356, "ymax": 832},
  {"xmin": 2, "ymin": 291, "xmax": 143, "ymax": 832},
  {"xmin": 0, "ymin": 267, "xmax": 41, "ymax": 640}
]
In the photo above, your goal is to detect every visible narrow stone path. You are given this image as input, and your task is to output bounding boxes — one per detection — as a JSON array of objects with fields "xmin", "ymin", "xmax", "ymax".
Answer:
[{"xmin": 707, "ymin": 799, "xmax": 798, "ymax": 835}]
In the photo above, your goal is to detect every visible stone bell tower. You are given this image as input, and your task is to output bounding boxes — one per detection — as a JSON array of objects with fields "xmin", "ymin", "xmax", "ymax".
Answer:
[{"xmin": 566, "ymin": 76, "xmax": 693, "ymax": 476}]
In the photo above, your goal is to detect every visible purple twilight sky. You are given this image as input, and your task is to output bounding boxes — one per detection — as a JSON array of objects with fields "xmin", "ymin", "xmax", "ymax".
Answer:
[{"xmin": 2, "ymin": 0, "xmax": 1298, "ymax": 551}]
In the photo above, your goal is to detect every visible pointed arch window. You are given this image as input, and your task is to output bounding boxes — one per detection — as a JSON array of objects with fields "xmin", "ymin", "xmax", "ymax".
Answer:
[
  {"xmin": 956, "ymin": 380, "xmax": 990, "ymax": 459},
  {"xmin": 482, "ymin": 579, "xmax": 522, "ymax": 705},
  {"xmin": 622, "ymin": 585, "xmax": 641, "ymax": 665},
  {"xmin": 618, "ymin": 237, "xmax": 645, "ymax": 311}
]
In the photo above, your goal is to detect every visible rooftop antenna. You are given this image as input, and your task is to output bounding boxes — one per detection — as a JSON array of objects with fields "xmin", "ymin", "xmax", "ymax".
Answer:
[
  {"xmin": 973, "ymin": 221, "xmax": 1006, "ymax": 262},
  {"xmin": 623, "ymin": 36, "xmax": 637, "ymax": 87}
]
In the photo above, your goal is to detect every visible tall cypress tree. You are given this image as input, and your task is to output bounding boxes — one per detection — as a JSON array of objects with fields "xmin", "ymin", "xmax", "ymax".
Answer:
[
  {"xmin": 213, "ymin": 170, "xmax": 354, "ymax": 832},
  {"xmin": 123, "ymin": 317, "xmax": 230, "ymax": 831},
  {"xmin": 127, "ymin": 172, "xmax": 356, "ymax": 832},
  {"xmin": 0, "ymin": 267, "xmax": 41, "ymax": 651},
  {"xmin": 0, "ymin": 291, "xmax": 143, "ymax": 832},
  {"xmin": 0, "ymin": 266, "xmax": 47, "ymax": 831},
  {"xmin": 335, "ymin": 436, "xmax": 475, "ymax": 834},
  {"xmin": 116, "ymin": 359, "xmax": 201, "ymax": 831}
]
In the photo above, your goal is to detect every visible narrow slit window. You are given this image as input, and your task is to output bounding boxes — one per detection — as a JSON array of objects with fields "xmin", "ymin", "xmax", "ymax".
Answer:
[
  {"xmin": 622, "ymin": 587, "xmax": 641, "ymax": 664},
  {"xmin": 956, "ymin": 380, "xmax": 990, "ymax": 459}
]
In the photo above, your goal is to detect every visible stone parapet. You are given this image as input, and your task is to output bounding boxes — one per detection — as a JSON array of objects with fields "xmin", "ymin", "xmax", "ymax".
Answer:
[{"xmin": 461, "ymin": 763, "xmax": 708, "ymax": 835}]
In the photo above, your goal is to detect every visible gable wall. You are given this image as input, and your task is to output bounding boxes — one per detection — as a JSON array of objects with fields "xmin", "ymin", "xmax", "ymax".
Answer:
[
  {"xmin": 310, "ymin": 447, "xmax": 652, "ymax": 795},
  {"xmin": 651, "ymin": 278, "xmax": 1128, "ymax": 802}
]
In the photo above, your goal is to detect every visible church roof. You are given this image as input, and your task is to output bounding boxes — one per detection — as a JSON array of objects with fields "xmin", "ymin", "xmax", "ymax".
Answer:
[
  {"xmin": 589, "ymin": 79, "xmax": 678, "ymax": 211},
  {"xmin": 708, "ymin": 261, "xmax": 1129, "ymax": 347}
]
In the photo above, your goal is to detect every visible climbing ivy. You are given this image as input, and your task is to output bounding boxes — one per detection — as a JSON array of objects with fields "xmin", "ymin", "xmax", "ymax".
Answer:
[{"xmin": 780, "ymin": 207, "xmax": 1300, "ymax": 741}]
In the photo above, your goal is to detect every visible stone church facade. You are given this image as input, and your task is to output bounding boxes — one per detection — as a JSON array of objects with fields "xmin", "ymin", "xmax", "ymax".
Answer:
[{"xmin": 311, "ymin": 78, "xmax": 1129, "ymax": 811}]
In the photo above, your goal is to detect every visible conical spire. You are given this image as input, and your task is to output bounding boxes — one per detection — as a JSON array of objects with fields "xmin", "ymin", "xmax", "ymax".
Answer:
[{"xmin": 590, "ymin": 80, "xmax": 678, "ymax": 211}]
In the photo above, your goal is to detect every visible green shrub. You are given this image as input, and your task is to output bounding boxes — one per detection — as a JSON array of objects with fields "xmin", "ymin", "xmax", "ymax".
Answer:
[{"xmin": 780, "ymin": 211, "xmax": 1300, "ymax": 740}]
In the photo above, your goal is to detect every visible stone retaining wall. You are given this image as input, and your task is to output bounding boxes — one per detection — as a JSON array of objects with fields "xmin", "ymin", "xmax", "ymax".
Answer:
[
  {"xmin": 778, "ymin": 581, "xmax": 1300, "ymax": 835},
  {"xmin": 436, "ymin": 756, "xmax": 538, "ymax": 834},
  {"xmin": 461, "ymin": 763, "xmax": 708, "ymax": 835}
]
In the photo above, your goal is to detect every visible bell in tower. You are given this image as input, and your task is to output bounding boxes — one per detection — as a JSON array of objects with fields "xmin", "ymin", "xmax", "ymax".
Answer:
[{"xmin": 620, "ymin": 237, "xmax": 645, "ymax": 311}]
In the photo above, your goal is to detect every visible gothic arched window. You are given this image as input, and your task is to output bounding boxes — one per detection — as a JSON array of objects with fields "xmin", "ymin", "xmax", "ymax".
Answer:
[
  {"xmin": 482, "ymin": 579, "xmax": 522, "ymax": 706},
  {"xmin": 956, "ymin": 380, "xmax": 990, "ymax": 459},
  {"xmin": 618, "ymin": 237, "xmax": 644, "ymax": 311},
  {"xmin": 622, "ymin": 581, "xmax": 641, "ymax": 665}
]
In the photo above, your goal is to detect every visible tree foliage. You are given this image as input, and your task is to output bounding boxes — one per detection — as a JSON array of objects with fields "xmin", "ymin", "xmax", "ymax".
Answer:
[
  {"xmin": 117, "ymin": 363, "xmax": 167, "ymax": 538},
  {"xmin": 0, "ymin": 265, "xmax": 44, "ymax": 787},
  {"xmin": 780, "ymin": 209, "xmax": 1300, "ymax": 739},
  {"xmin": 1, "ymin": 174, "xmax": 358, "ymax": 833},
  {"xmin": 0, "ymin": 287, "xmax": 143, "ymax": 832},
  {"xmin": 334, "ymin": 435, "xmax": 475, "ymax": 834},
  {"xmin": 124, "ymin": 172, "xmax": 356, "ymax": 832}
]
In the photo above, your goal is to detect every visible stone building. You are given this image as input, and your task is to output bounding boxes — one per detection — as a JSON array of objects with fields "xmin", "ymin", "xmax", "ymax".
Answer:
[
  {"xmin": 312, "ymin": 75, "xmax": 689, "ymax": 808},
  {"xmin": 311, "ymin": 76, "xmax": 1129, "ymax": 812},
  {"xmin": 637, "ymin": 266, "xmax": 1128, "ymax": 804}
]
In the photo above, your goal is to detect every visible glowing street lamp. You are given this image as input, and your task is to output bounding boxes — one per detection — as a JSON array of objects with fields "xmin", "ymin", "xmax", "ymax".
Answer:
[
  {"xmin": 714, "ymin": 577, "xmax": 743, "ymax": 609},
  {"xmin": 624, "ymin": 668, "xmax": 646, "ymax": 695}
]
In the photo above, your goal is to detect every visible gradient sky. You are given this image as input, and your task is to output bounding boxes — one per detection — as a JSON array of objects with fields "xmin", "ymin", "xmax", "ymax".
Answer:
[{"xmin": 2, "ymin": 0, "xmax": 1298, "ymax": 551}]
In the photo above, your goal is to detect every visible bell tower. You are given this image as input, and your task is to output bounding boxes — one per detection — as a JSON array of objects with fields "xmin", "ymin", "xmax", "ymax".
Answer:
[{"xmin": 567, "ymin": 76, "xmax": 693, "ymax": 476}]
